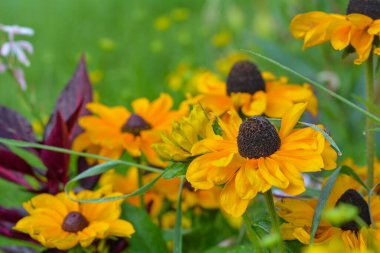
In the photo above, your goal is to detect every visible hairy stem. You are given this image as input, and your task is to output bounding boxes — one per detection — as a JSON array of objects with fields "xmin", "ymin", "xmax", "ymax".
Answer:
[
  {"xmin": 264, "ymin": 190, "xmax": 285, "ymax": 253},
  {"xmin": 366, "ymin": 53, "xmax": 375, "ymax": 189}
]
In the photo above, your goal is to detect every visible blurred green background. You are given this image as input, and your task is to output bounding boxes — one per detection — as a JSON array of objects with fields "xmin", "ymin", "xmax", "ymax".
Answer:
[{"xmin": 0, "ymin": 0, "xmax": 378, "ymax": 228}]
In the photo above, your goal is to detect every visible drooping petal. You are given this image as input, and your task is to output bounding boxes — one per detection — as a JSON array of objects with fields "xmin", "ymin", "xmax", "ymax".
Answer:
[
  {"xmin": 279, "ymin": 103, "xmax": 307, "ymax": 138},
  {"xmin": 220, "ymin": 177, "xmax": 250, "ymax": 217}
]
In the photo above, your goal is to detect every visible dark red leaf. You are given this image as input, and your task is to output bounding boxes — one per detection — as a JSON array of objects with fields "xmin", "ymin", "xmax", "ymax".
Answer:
[
  {"xmin": 0, "ymin": 149, "xmax": 36, "ymax": 177},
  {"xmin": 0, "ymin": 207, "xmax": 26, "ymax": 223},
  {"xmin": 0, "ymin": 106, "xmax": 36, "ymax": 143},
  {"xmin": 0, "ymin": 166, "xmax": 33, "ymax": 189},
  {"xmin": 40, "ymin": 112, "xmax": 69, "ymax": 194},
  {"xmin": 43, "ymin": 56, "xmax": 93, "ymax": 142}
]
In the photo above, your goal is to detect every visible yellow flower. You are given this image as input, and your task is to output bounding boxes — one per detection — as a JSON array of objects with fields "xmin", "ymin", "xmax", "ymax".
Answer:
[
  {"xmin": 290, "ymin": 0, "xmax": 380, "ymax": 65},
  {"xmin": 13, "ymin": 187, "xmax": 134, "ymax": 250},
  {"xmin": 167, "ymin": 63, "xmax": 191, "ymax": 91},
  {"xmin": 98, "ymin": 38, "xmax": 116, "ymax": 52},
  {"xmin": 154, "ymin": 16, "xmax": 171, "ymax": 31},
  {"xmin": 153, "ymin": 104, "xmax": 214, "ymax": 162},
  {"xmin": 170, "ymin": 8, "xmax": 189, "ymax": 21},
  {"xmin": 161, "ymin": 211, "xmax": 192, "ymax": 229},
  {"xmin": 186, "ymin": 103, "xmax": 336, "ymax": 217},
  {"xmin": 186, "ymin": 61, "xmax": 318, "ymax": 118},
  {"xmin": 277, "ymin": 174, "xmax": 380, "ymax": 249},
  {"xmin": 73, "ymin": 93, "xmax": 183, "ymax": 166},
  {"xmin": 212, "ymin": 31, "xmax": 232, "ymax": 48},
  {"xmin": 344, "ymin": 157, "xmax": 380, "ymax": 184},
  {"xmin": 89, "ymin": 69, "xmax": 103, "ymax": 85}
]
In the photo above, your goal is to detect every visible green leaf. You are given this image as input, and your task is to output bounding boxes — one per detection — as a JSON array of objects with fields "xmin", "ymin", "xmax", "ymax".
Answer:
[
  {"xmin": 65, "ymin": 161, "xmax": 166, "ymax": 203},
  {"xmin": 310, "ymin": 166, "xmax": 342, "ymax": 244},
  {"xmin": 244, "ymin": 50, "xmax": 380, "ymax": 124},
  {"xmin": 163, "ymin": 162, "xmax": 189, "ymax": 179},
  {"xmin": 122, "ymin": 203, "xmax": 169, "ymax": 253}
]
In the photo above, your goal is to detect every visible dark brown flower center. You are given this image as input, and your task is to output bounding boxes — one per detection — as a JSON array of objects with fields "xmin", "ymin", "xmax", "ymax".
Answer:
[
  {"xmin": 226, "ymin": 61, "xmax": 266, "ymax": 96},
  {"xmin": 237, "ymin": 116, "xmax": 280, "ymax": 159},
  {"xmin": 347, "ymin": 0, "xmax": 380, "ymax": 20},
  {"xmin": 122, "ymin": 114, "xmax": 151, "ymax": 136},
  {"xmin": 335, "ymin": 189, "xmax": 372, "ymax": 232},
  {"xmin": 62, "ymin": 211, "xmax": 89, "ymax": 233}
]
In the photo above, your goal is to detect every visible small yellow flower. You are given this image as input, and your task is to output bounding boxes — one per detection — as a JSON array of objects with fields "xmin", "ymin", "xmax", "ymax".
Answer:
[
  {"xmin": 98, "ymin": 38, "xmax": 116, "ymax": 52},
  {"xmin": 73, "ymin": 93, "xmax": 183, "ymax": 166},
  {"xmin": 212, "ymin": 31, "xmax": 232, "ymax": 48},
  {"xmin": 171, "ymin": 8, "xmax": 189, "ymax": 21},
  {"xmin": 186, "ymin": 103, "xmax": 337, "ymax": 217},
  {"xmin": 154, "ymin": 16, "xmax": 171, "ymax": 31},
  {"xmin": 13, "ymin": 187, "xmax": 134, "ymax": 250},
  {"xmin": 290, "ymin": 0, "xmax": 380, "ymax": 64},
  {"xmin": 153, "ymin": 104, "xmax": 214, "ymax": 162},
  {"xmin": 89, "ymin": 69, "xmax": 103, "ymax": 85}
]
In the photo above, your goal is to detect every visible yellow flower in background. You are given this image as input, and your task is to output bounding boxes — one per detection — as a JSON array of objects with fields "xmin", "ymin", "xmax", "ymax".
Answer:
[
  {"xmin": 215, "ymin": 52, "xmax": 249, "ymax": 76},
  {"xmin": 212, "ymin": 31, "xmax": 232, "ymax": 48},
  {"xmin": 99, "ymin": 168, "xmax": 164, "ymax": 217},
  {"xmin": 171, "ymin": 8, "xmax": 189, "ymax": 21},
  {"xmin": 186, "ymin": 103, "xmax": 337, "ymax": 217},
  {"xmin": 73, "ymin": 93, "xmax": 183, "ymax": 166},
  {"xmin": 153, "ymin": 104, "xmax": 214, "ymax": 162},
  {"xmin": 161, "ymin": 211, "xmax": 192, "ymax": 229},
  {"xmin": 290, "ymin": 0, "xmax": 380, "ymax": 64},
  {"xmin": 167, "ymin": 63, "xmax": 191, "ymax": 91},
  {"xmin": 277, "ymin": 174, "xmax": 380, "ymax": 249},
  {"xmin": 89, "ymin": 69, "xmax": 104, "ymax": 85},
  {"xmin": 98, "ymin": 38, "xmax": 116, "ymax": 52},
  {"xmin": 13, "ymin": 187, "xmax": 134, "ymax": 250},
  {"xmin": 154, "ymin": 16, "xmax": 171, "ymax": 31},
  {"xmin": 186, "ymin": 60, "xmax": 318, "ymax": 118},
  {"xmin": 344, "ymin": 157, "xmax": 380, "ymax": 185}
]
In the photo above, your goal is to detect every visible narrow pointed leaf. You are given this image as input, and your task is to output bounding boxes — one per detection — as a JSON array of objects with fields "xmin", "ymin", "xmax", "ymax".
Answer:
[
  {"xmin": 44, "ymin": 56, "xmax": 93, "ymax": 141},
  {"xmin": 310, "ymin": 166, "xmax": 342, "ymax": 244}
]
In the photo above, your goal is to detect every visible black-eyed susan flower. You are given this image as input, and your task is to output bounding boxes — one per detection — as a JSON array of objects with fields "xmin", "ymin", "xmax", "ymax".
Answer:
[
  {"xmin": 290, "ymin": 0, "xmax": 380, "ymax": 64},
  {"xmin": 13, "ymin": 187, "xmax": 135, "ymax": 250},
  {"xmin": 73, "ymin": 93, "xmax": 183, "ymax": 166},
  {"xmin": 186, "ymin": 103, "xmax": 337, "ymax": 217},
  {"xmin": 277, "ymin": 174, "xmax": 380, "ymax": 249},
  {"xmin": 187, "ymin": 60, "xmax": 318, "ymax": 118}
]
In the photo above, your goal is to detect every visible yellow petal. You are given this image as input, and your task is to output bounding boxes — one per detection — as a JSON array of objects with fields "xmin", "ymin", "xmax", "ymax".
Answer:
[
  {"xmin": 279, "ymin": 103, "xmax": 307, "ymax": 138},
  {"xmin": 220, "ymin": 177, "xmax": 250, "ymax": 217}
]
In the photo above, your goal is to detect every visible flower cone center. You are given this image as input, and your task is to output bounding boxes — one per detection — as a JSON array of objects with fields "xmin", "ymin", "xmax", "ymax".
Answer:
[
  {"xmin": 122, "ymin": 113, "xmax": 151, "ymax": 136},
  {"xmin": 226, "ymin": 60, "xmax": 265, "ymax": 96},
  {"xmin": 335, "ymin": 189, "xmax": 372, "ymax": 232},
  {"xmin": 347, "ymin": 0, "xmax": 380, "ymax": 19},
  {"xmin": 62, "ymin": 211, "xmax": 89, "ymax": 233},
  {"xmin": 237, "ymin": 116, "xmax": 280, "ymax": 159}
]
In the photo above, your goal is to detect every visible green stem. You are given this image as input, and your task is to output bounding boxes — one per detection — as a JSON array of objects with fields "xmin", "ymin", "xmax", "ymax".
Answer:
[
  {"xmin": 242, "ymin": 213, "xmax": 263, "ymax": 253},
  {"xmin": 173, "ymin": 176, "xmax": 185, "ymax": 253},
  {"xmin": 366, "ymin": 53, "xmax": 375, "ymax": 189},
  {"xmin": 264, "ymin": 190, "xmax": 285, "ymax": 253}
]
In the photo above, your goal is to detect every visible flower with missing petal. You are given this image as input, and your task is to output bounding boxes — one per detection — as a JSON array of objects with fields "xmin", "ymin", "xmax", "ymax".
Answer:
[
  {"xmin": 13, "ymin": 187, "xmax": 134, "ymax": 250},
  {"xmin": 277, "ymin": 174, "xmax": 380, "ymax": 249},
  {"xmin": 186, "ymin": 103, "xmax": 336, "ymax": 217},
  {"xmin": 290, "ymin": 0, "xmax": 380, "ymax": 64},
  {"xmin": 73, "ymin": 93, "xmax": 183, "ymax": 166},
  {"xmin": 187, "ymin": 60, "xmax": 317, "ymax": 118}
]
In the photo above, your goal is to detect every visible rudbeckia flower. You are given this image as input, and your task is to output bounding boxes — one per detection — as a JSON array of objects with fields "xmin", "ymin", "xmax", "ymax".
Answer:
[
  {"xmin": 13, "ymin": 187, "xmax": 135, "ymax": 250},
  {"xmin": 73, "ymin": 93, "xmax": 183, "ymax": 166},
  {"xmin": 187, "ymin": 60, "xmax": 317, "ymax": 118},
  {"xmin": 290, "ymin": 0, "xmax": 380, "ymax": 64},
  {"xmin": 153, "ymin": 104, "xmax": 215, "ymax": 162},
  {"xmin": 186, "ymin": 103, "xmax": 337, "ymax": 217},
  {"xmin": 277, "ymin": 174, "xmax": 380, "ymax": 249}
]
